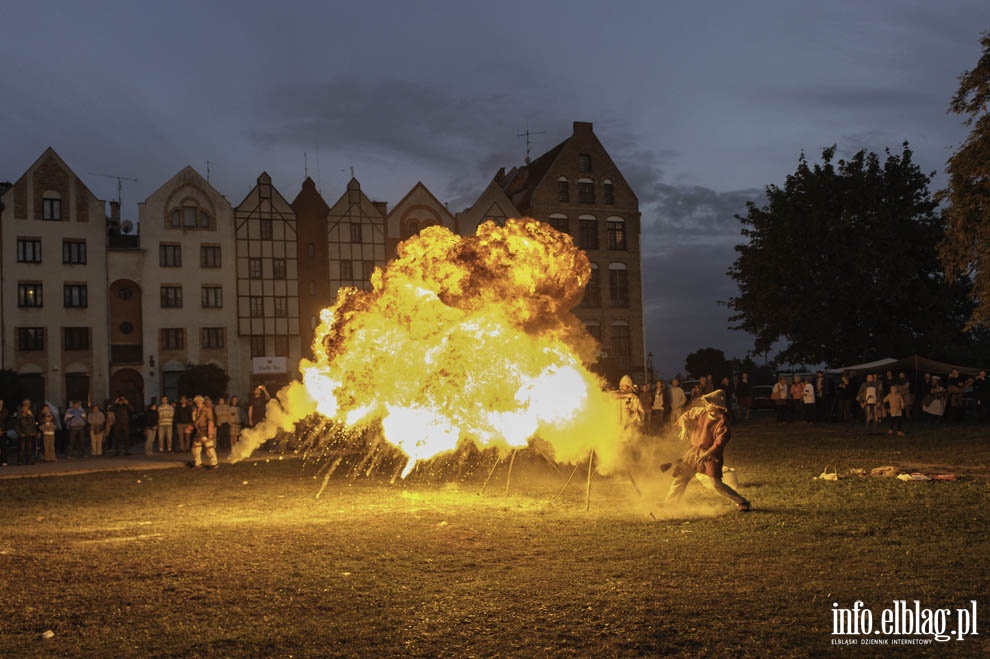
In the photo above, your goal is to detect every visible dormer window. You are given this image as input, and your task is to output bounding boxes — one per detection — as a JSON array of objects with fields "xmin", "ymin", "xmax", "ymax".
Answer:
[
  {"xmin": 169, "ymin": 204, "xmax": 213, "ymax": 230},
  {"xmin": 578, "ymin": 154, "xmax": 592, "ymax": 172}
]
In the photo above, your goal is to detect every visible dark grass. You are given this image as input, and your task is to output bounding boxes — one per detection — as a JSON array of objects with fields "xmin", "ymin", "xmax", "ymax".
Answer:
[{"xmin": 1, "ymin": 419, "xmax": 988, "ymax": 657}]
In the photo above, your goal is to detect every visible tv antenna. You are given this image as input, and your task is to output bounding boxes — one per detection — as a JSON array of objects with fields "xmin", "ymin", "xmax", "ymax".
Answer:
[
  {"xmin": 517, "ymin": 126, "xmax": 545, "ymax": 164},
  {"xmin": 90, "ymin": 172, "xmax": 138, "ymax": 208}
]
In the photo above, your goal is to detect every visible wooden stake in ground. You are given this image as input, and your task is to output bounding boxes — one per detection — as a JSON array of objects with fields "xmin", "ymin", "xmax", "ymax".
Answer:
[
  {"xmin": 479, "ymin": 452, "xmax": 501, "ymax": 495},
  {"xmin": 555, "ymin": 461, "xmax": 582, "ymax": 500},
  {"xmin": 504, "ymin": 449, "xmax": 518, "ymax": 496},
  {"xmin": 585, "ymin": 449, "xmax": 595, "ymax": 511}
]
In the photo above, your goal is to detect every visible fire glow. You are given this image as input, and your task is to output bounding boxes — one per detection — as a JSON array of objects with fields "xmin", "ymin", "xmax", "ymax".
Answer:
[{"xmin": 230, "ymin": 219, "xmax": 628, "ymax": 477}]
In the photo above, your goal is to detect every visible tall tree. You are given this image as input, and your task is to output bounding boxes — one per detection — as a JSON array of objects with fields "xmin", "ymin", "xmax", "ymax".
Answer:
[
  {"xmin": 684, "ymin": 347, "xmax": 731, "ymax": 381},
  {"xmin": 728, "ymin": 145, "xmax": 973, "ymax": 366},
  {"xmin": 939, "ymin": 31, "xmax": 990, "ymax": 325}
]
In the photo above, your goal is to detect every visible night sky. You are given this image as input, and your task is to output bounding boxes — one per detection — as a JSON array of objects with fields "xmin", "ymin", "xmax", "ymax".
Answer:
[{"xmin": 3, "ymin": 0, "xmax": 989, "ymax": 376}]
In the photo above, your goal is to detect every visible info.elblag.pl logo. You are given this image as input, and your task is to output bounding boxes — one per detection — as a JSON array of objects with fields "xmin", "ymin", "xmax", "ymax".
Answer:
[{"xmin": 831, "ymin": 600, "xmax": 979, "ymax": 645}]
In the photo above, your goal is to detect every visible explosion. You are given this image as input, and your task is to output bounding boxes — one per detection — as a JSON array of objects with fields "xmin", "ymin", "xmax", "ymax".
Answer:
[{"xmin": 230, "ymin": 218, "xmax": 630, "ymax": 478}]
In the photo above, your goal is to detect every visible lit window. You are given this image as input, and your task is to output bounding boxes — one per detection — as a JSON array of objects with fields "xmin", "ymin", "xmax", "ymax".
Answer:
[
  {"xmin": 607, "ymin": 218, "xmax": 626, "ymax": 250},
  {"xmin": 18, "ymin": 283, "xmax": 43, "ymax": 307}
]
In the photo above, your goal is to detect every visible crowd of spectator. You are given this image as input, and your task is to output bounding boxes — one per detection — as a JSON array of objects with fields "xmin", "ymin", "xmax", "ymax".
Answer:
[
  {"xmin": 628, "ymin": 368, "xmax": 990, "ymax": 436},
  {"xmin": 0, "ymin": 385, "xmax": 272, "ymax": 468}
]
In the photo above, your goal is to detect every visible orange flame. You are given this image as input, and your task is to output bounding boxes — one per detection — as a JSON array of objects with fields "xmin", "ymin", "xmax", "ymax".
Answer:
[{"xmin": 231, "ymin": 219, "xmax": 629, "ymax": 476}]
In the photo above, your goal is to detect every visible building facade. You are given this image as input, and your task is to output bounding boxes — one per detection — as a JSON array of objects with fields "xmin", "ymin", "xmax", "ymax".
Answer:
[
  {"xmin": 498, "ymin": 121, "xmax": 645, "ymax": 385},
  {"xmin": 137, "ymin": 166, "xmax": 245, "ymax": 403},
  {"xmin": 0, "ymin": 148, "xmax": 110, "ymax": 405}
]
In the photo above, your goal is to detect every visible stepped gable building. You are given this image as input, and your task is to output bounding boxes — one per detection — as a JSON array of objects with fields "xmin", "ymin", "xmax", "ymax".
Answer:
[
  {"xmin": 0, "ymin": 148, "xmax": 109, "ymax": 406},
  {"xmin": 137, "ymin": 166, "xmax": 245, "ymax": 402},
  {"xmin": 455, "ymin": 176, "xmax": 521, "ymax": 236},
  {"xmin": 234, "ymin": 172, "xmax": 300, "ymax": 391},
  {"xmin": 291, "ymin": 177, "xmax": 332, "ymax": 361},
  {"xmin": 499, "ymin": 121, "xmax": 645, "ymax": 385},
  {"xmin": 385, "ymin": 181, "xmax": 457, "ymax": 258},
  {"xmin": 327, "ymin": 178, "xmax": 387, "ymax": 297}
]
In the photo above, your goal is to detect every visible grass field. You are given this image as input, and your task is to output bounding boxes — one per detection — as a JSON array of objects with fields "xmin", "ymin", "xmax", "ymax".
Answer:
[{"xmin": 1, "ymin": 419, "xmax": 988, "ymax": 657}]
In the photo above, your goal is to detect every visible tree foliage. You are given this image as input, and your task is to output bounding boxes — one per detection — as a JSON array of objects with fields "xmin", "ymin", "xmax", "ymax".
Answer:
[
  {"xmin": 728, "ymin": 144, "xmax": 973, "ymax": 366},
  {"xmin": 939, "ymin": 31, "xmax": 990, "ymax": 325},
  {"xmin": 176, "ymin": 363, "xmax": 230, "ymax": 400},
  {"xmin": 684, "ymin": 347, "xmax": 731, "ymax": 381}
]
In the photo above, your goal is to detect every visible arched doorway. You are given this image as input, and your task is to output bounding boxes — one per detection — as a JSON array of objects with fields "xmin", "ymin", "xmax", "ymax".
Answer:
[{"xmin": 109, "ymin": 368, "xmax": 145, "ymax": 412}]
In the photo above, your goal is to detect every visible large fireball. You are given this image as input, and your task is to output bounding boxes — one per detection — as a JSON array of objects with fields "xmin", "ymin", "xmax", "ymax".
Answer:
[{"xmin": 231, "ymin": 219, "xmax": 628, "ymax": 476}]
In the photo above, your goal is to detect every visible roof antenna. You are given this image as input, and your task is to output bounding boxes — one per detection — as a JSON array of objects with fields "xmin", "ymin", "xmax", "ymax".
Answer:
[
  {"xmin": 206, "ymin": 160, "xmax": 211, "ymax": 183},
  {"xmin": 304, "ymin": 152, "xmax": 309, "ymax": 178},
  {"xmin": 517, "ymin": 125, "xmax": 545, "ymax": 164}
]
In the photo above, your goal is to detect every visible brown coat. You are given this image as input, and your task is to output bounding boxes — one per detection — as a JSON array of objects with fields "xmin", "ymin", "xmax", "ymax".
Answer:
[{"xmin": 677, "ymin": 407, "xmax": 731, "ymax": 478}]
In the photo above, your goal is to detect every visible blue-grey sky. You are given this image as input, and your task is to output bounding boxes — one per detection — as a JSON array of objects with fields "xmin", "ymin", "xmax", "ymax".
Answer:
[{"xmin": 3, "ymin": 0, "xmax": 988, "ymax": 375}]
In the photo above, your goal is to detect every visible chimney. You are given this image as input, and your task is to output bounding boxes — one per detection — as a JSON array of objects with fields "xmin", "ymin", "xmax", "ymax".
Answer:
[
  {"xmin": 110, "ymin": 201, "xmax": 120, "ymax": 221},
  {"xmin": 573, "ymin": 121, "xmax": 593, "ymax": 134},
  {"xmin": 372, "ymin": 201, "xmax": 388, "ymax": 215}
]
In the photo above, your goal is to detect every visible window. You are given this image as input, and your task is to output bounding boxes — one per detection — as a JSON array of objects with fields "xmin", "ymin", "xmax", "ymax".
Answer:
[
  {"xmin": 603, "ymin": 181, "xmax": 615, "ymax": 205},
  {"xmin": 199, "ymin": 210, "xmax": 210, "ymax": 228},
  {"xmin": 117, "ymin": 286, "xmax": 133, "ymax": 301},
  {"xmin": 401, "ymin": 219, "xmax": 420, "ymax": 240},
  {"xmin": 586, "ymin": 324, "xmax": 602, "ymax": 344},
  {"xmin": 201, "ymin": 245, "xmax": 221, "ymax": 268},
  {"xmin": 260, "ymin": 219, "xmax": 273, "ymax": 239},
  {"xmin": 64, "ymin": 327, "xmax": 90, "ymax": 351},
  {"xmin": 250, "ymin": 335, "xmax": 266, "ymax": 358},
  {"xmin": 273, "ymin": 258, "xmax": 287, "ymax": 279},
  {"xmin": 201, "ymin": 327, "xmax": 225, "ymax": 350},
  {"xmin": 201, "ymin": 286, "xmax": 223, "ymax": 308},
  {"xmin": 159, "ymin": 243, "xmax": 182, "ymax": 267},
  {"xmin": 17, "ymin": 327, "xmax": 45, "ymax": 351},
  {"xmin": 578, "ymin": 154, "xmax": 592, "ymax": 172},
  {"xmin": 547, "ymin": 215, "xmax": 569, "ymax": 234},
  {"xmin": 274, "ymin": 335, "xmax": 289, "ymax": 357},
  {"xmin": 274, "ymin": 297, "xmax": 288, "ymax": 317},
  {"xmin": 363, "ymin": 260, "xmax": 376, "ymax": 280},
  {"xmin": 558, "ymin": 178, "xmax": 569, "ymax": 202},
  {"xmin": 578, "ymin": 218, "xmax": 598, "ymax": 250},
  {"xmin": 160, "ymin": 328, "xmax": 185, "ymax": 350},
  {"xmin": 340, "ymin": 260, "xmax": 353, "ymax": 280},
  {"xmin": 249, "ymin": 258, "xmax": 263, "ymax": 279},
  {"xmin": 183, "ymin": 206, "xmax": 197, "ymax": 228},
  {"xmin": 350, "ymin": 222, "xmax": 363, "ymax": 243},
  {"xmin": 64, "ymin": 284, "xmax": 88, "ymax": 308},
  {"xmin": 307, "ymin": 242, "xmax": 315, "ymax": 257},
  {"xmin": 18, "ymin": 283, "xmax": 43, "ymax": 307},
  {"xmin": 608, "ymin": 264, "xmax": 629, "ymax": 308},
  {"xmin": 119, "ymin": 322, "xmax": 134, "ymax": 335},
  {"xmin": 17, "ymin": 238, "xmax": 41, "ymax": 263},
  {"xmin": 170, "ymin": 210, "xmax": 181, "ymax": 228},
  {"xmin": 607, "ymin": 218, "xmax": 626, "ymax": 250},
  {"xmin": 578, "ymin": 180, "xmax": 595, "ymax": 204},
  {"xmin": 250, "ymin": 296, "xmax": 264, "ymax": 317},
  {"xmin": 172, "ymin": 206, "xmax": 211, "ymax": 229},
  {"xmin": 581, "ymin": 264, "xmax": 601, "ymax": 308},
  {"xmin": 161, "ymin": 286, "xmax": 183, "ymax": 308},
  {"xmin": 62, "ymin": 240, "xmax": 87, "ymax": 264},
  {"xmin": 43, "ymin": 197, "xmax": 62, "ymax": 220},
  {"xmin": 610, "ymin": 324, "xmax": 631, "ymax": 357}
]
